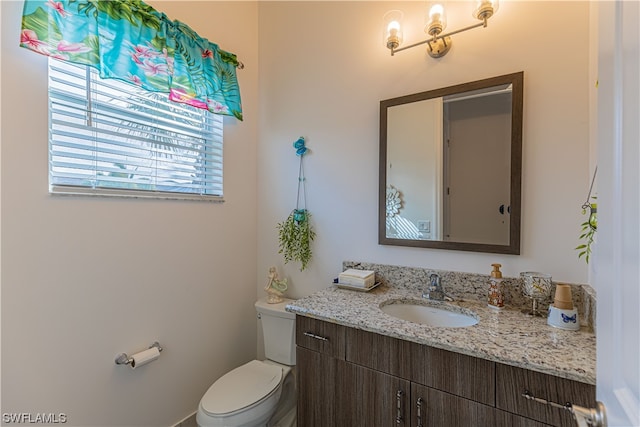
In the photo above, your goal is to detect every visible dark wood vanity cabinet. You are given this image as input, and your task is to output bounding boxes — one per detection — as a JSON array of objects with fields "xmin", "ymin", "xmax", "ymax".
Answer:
[
  {"xmin": 296, "ymin": 316, "xmax": 594, "ymax": 427},
  {"xmin": 296, "ymin": 317, "xmax": 413, "ymax": 427},
  {"xmin": 295, "ymin": 316, "xmax": 346, "ymax": 426}
]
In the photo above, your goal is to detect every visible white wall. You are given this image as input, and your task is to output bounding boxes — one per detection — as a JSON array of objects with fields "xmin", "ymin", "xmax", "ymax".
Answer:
[
  {"xmin": 257, "ymin": 1, "xmax": 591, "ymax": 299},
  {"xmin": 1, "ymin": 1, "xmax": 259, "ymax": 426}
]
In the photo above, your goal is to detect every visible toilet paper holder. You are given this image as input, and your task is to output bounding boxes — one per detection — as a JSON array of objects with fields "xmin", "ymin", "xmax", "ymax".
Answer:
[{"xmin": 115, "ymin": 341, "xmax": 163, "ymax": 366}]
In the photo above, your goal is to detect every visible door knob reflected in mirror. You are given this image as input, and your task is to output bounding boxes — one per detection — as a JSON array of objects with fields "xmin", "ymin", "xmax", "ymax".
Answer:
[{"xmin": 498, "ymin": 204, "xmax": 511, "ymax": 215}]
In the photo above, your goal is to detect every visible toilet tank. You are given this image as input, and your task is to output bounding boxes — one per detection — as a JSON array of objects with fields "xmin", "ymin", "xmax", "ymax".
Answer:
[{"xmin": 255, "ymin": 297, "xmax": 296, "ymax": 366}]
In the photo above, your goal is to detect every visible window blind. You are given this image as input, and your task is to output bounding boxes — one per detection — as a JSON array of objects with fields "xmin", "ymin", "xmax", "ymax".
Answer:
[{"xmin": 48, "ymin": 58, "xmax": 223, "ymax": 200}]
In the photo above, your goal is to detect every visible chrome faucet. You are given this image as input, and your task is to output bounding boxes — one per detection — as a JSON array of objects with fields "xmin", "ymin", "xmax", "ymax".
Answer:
[{"xmin": 422, "ymin": 273, "xmax": 453, "ymax": 301}]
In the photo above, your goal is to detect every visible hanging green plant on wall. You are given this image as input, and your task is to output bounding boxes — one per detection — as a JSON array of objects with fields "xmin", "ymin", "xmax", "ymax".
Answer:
[
  {"xmin": 277, "ymin": 209, "xmax": 316, "ymax": 271},
  {"xmin": 576, "ymin": 202, "xmax": 597, "ymax": 263},
  {"xmin": 276, "ymin": 137, "xmax": 316, "ymax": 271},
  {"xmin": 576, "ymin": 167, "xmax": 597, "ymax": 264}
]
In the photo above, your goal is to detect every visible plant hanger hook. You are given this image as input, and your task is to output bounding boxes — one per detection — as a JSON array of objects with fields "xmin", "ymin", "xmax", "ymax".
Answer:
[{"xmin": 294, "ymin": 137, "xmax": 309, "ymax": 220}]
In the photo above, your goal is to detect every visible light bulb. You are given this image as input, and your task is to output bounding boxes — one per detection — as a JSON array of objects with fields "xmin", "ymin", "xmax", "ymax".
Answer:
[
  {"xmin": 387, "ymin": 20, "xmax": 400, "ymax": 36},
  {"xmin": 426, "ymin": 3, "xmax": 447, "ymax": 36},
  {"xmin": 429, "ymin": 4, "xmax": 444, "ymax": 22},
  {"xmin": 382, "ymin": 10, "xmax": 404, "ymax": 50}
]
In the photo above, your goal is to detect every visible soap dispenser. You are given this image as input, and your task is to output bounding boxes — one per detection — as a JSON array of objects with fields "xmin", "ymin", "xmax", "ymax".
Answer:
[{"xmin": 488, "ymin": 263, "xmax": 504, "ymax": 310}]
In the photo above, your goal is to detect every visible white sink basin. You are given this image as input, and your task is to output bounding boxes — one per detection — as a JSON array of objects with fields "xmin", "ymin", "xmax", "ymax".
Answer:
[{"xmin": 381, "ymin": 302, "xmax": 478, "ymax": 328}]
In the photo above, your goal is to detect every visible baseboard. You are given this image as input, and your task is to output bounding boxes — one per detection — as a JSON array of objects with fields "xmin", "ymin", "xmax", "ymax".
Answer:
[{"xmin": 172, "ymin": 411, "xmax": 197, "ymax": 427}]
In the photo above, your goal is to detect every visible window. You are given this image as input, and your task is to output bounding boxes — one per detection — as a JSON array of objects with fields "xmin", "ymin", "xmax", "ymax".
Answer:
[{"xmin": 48, "ymin": 58, "xmax": 223, "ymax": 200}]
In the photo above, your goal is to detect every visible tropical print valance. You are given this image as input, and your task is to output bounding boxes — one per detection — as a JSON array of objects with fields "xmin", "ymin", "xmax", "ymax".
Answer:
[{"xmin": 20, "ymin": 0, "xmax": 243, "ymax": 120}]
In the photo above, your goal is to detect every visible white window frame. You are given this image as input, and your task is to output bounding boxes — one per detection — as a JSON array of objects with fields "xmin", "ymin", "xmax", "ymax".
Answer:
[{"xmin": 48, "ymin": 58, "xmax": 224, "ymax": 202}]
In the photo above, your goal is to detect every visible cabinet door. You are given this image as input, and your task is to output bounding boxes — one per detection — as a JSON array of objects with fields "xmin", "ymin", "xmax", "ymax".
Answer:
[
  {"xmin": 336, "ymin": 362, "xmax": 410, "ymax": 427},
  {"xmin": 411, "ymin": 383, "xmax": 550, "ymax": 427},
  {"xmin": 297, "ymin": 346, "xmax": 337, "ymax": 427}
]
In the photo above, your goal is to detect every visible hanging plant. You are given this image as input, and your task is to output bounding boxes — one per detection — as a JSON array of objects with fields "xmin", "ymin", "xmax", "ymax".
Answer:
[
  {"xmin": 277, "ymin": 209, "xmax": 316, "ymax": 271},
  {"xmin": 576, "ymin": 202, "xmax": 597, "ymax": 263},
  {"xmin": 276, "ymin": 137, "xmax": 316, "ymax": 271},
  {"xmin": 576, "ymin": 167, "xmax": 597, "ymax": 264}
]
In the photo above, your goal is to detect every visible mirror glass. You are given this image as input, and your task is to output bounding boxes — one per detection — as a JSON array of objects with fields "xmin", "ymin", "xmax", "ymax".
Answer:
[{"xmin": 379, "ymin": 72, "xmax": 523, "ymax": 254}]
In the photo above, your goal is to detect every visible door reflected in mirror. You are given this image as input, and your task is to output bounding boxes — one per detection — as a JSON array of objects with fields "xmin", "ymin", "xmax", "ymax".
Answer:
[{"xmin": 379, "ymin": 72, "xmax": 523, "ymax": 254}]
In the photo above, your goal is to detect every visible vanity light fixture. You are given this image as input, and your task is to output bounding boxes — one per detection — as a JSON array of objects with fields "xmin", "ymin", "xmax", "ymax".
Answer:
[{"xmin": 384, "ymin": 0, "xmax": 499, "ymax": 58}]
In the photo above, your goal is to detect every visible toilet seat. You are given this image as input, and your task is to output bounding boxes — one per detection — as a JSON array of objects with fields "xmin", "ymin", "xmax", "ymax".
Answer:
[{"xmin": 200, "ymin": 360, "xmax": 283, "ymax": 417}]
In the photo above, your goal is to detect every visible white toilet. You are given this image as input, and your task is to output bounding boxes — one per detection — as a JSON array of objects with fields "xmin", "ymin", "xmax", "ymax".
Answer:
[{"xmin": 196, "ymin": 297, "xmax": 297, "ymax": 427}]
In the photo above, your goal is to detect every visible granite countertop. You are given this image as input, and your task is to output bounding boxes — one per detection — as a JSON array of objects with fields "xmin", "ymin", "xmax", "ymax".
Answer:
[{"xmin": 286, "ymin": 284, "xmax": 596, "ymax": 385}]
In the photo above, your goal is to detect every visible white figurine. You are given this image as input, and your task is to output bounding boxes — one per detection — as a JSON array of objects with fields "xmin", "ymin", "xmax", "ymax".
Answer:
[{"xmin": 264, "ymin": 266, "xmax": 288, "ymax": 303}]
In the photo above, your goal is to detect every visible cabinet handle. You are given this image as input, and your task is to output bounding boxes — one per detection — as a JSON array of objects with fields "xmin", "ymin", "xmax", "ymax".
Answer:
[
  {"xmin": 521, "ymin": 390, "xmax": 607, "ymax": 427},
  {"xmin": 396, "ymin": 390, "xmax": 404, "ymax": 425},
  {"xmin": 522, "ymin": 389, "xmax": 571, "ymax": 411},
  {"xmin": 303, "ymin": 332, "xmax": 328, "ymax": 341},
  {"xmin": 416, "ymin": 397, "xmax": 424, "ymax": 427}
]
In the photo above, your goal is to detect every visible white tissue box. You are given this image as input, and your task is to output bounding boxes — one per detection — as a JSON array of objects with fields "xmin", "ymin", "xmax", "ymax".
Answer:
[{"xmin": 338, "ymin": 269, "xmax": 375, "ymax": 288}]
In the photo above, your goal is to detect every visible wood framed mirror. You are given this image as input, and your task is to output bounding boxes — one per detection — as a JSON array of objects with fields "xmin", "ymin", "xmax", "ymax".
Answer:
[{"xmin": 379, "ymin": 72, "xmax": 523, "ymax": 254}]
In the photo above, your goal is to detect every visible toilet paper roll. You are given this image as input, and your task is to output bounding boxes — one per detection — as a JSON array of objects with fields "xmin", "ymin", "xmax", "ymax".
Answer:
[{"xmin": 130, "ymin": 347, "xmax": 160, "ymax": 369}]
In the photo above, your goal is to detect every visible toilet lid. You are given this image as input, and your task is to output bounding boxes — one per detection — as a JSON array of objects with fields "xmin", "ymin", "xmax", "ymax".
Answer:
[{"xmin": 201, "ymin": 360, "xmax": 283, "ymax": 415}]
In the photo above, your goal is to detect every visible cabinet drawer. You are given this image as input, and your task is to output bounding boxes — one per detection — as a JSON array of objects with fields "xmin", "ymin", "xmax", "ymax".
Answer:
[
  {"xmin": 407, "ymin": 341, "xmax": 496, "ymax": 406},
  {"xmin": 412, "ymin": 383, "xmax": 550, "ymax": 427},
  {"xmin": 296, "ymin": 316, "xmax": 346, "ymax": 359},
  {"xmin": 496, "ymin": 363, "xmax": 595, "ymax": 427}
]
